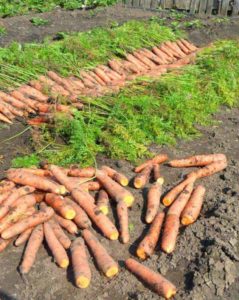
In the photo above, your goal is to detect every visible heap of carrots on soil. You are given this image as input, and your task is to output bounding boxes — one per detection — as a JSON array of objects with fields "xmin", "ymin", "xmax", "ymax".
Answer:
[
  {"xmin": 0, "ymin": 39, "xmax": 198, "ymax": 125},
  {"xmin": 0, "ymin": 153, "xmax": 227, "ymax": 299}
]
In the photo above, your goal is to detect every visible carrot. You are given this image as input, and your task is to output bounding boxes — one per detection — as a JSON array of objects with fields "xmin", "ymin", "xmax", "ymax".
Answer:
[
  {"xmin": 7, "ymin": 168, "xmax": 66, "ymax": 194},
  {"xmin": 0, "ymin": 238, "xmax": 12, "ymax": 252},
  {"xmin": 159, "ymin": 45, "xmax": 177, "ymax": 60},
  {"xmin": 0, "ymin": 91, "xmax": 27, "ymax": 110},
  {"xmin": 47, "ymin": 71, "xmax": 76, "ymax": 93},
  {"xmin": 65, "ymin": 197, "xmax": 91, "ymax": 229},
  {"xmin": 139, "ymin": 48, "xmax": 164, "ymax": 65},
  {"xmin": 125, "ymin": 258, "xmax": 176, "ymax": 299},
  {"xmin": 96, "ymin": 169, "xmax": 134, "ymax": 207},
  {"xmin": 99, "ymin": 65, "xmax": 123, "ymax": 81},
  {"xmin": 0, "ymin": 190, "xmax": 12, "ymax": 205},
  {"xmin": 135, "ymin": 154, "xmax": 168, "ymax": 173},
  {"xmin": 0, "ymin": 180, "xmax": 15, "ymax": 193},
  {"xmin": 165, "ymin": 41, "xmax": 186, "ymax": 57},
  {"xmin": 49, "ymin": 219, "xmax": 71, "ymax": 249},
  {"xmin": 0, "ymin": 112, "xmax": 12, "ymax": 124},
  {"xmin": 126, "ymin": 54, "xmax": 149, "ymax": 71},
  {"xmin": 18, "ymin": 85, "xmax": 48, "ymax": 102},
  {"xmin": 45, "ymin": 193, "xmax": 76, "ymax": 220},
  {"xmin": 94, "ymin": 68, "xmax": 111, "ymax": 84},
  {"xmin": 136, "ymin": 212, "xmax": 165, "ymax": 260},
  {"xmin": 68, "ymin": 166, "xmax": 96, "ymax": 177},
  {"xmin": 134, "ymin": 165, "xmax": 153, "ymax": 189},
  {"xmin": 1, "ymin": 206, "xmax": 54, "ymax": 239},
  {"xmin": 71, "ymin": 237, "xmax": 91, "ymax": 288},
  {"xmin": 146, "ymin": 182, "xmax": 163, "ymax": 224},
  {"xmin": 88, "ymin": 71, "xmax": 107, "ymax": 86},
  {"xmin": 0, "ymin": 186, "xmax": 35, "ymax": 219},
  {"xmin": 2, "ymin": 100, "xmax": 24, "ymax": 117},
  {"xmin": 176, "ymin": 40, "xmax": 191, "ymax": 54},
  {"xmin": 10, "ymin": 91, "xmax": 37, "ymax": 110},
  {"xmin": 181, "ymin": 185, "xmax": 206, "ymax": 225},
  {"xmin": 82, "ymin": 229, "xmax": 119, "ymax": 278},
  {"xmin": 55, "ymin": 215, "xmax": 78, "ymax": 235},
  {"xmin": 15, "ymin": 228, "xmax": 33, "ymax": 246},
  {"xmin": 153, "ymin": 164, "xmax": 164, "ymax": 183},
  {"xmin": 108, "ymin": 59, "xmax": 124, "ymax": 75},
  {"xmin": 19, "ymin": 224, "xmax": 44, "ymax": 274},
  {"xmin": 71, "ymin": 188, "xmax": 119, "ymax": 240},
  {"xmin": 162, "ymin": 175, "xmax": 197, "ymax": 207},
  {"xmin": 117, "ymin": 201, "xmax": 129, "ymax": 244},
  {"xmin": 43, "ymin": 222, "xmax": 69, "ymax": 268},
  {"xmin": 161, "ymin": 214, "xmax": 180, "ymax": 254},
  {"xmin": 27, "ymin": 115, "xmax": 53, "ymax": 125},
  {"xmin": 19, "ymin": 168, "xmax": 52, "ymax": 177},
  {"xmin": 180, "ymin": 39, "xmax": 197, "ymax": 52},
  {"xmin": 151, "ymin": 47, "xmax": 171, "ymax": 63},
  {"xmin": 169, "ymin": 154, "xmax": 227, "ymax": 167},
  {"xmin": 0, "ymin": 102, "xmax": 15, "ymax": 120},
  {"xmin": 167, "ymin": 182, "xmax": 194, "ymax": 217},
  {"xmin": 101, "ymin": 166, "xmax": 129, "ymax": 186},
  {"xmin": 133, "ymin": 51, "xmax": 156, "ymax": 69},
  {"xmin": 187, "ymin": 159, "xmax": 228, "ymax": 179},
  {"xmin": 96, "ymin": 189, "xmax": 109, "ymax": 215},
  {"xmin": 83, "ymin": 181, "xmax": 101, "ymax": 191},
  {"xmin": 121, "ymin": 60, "xmax": 140, "ymax": 74},
  {"xmin": 12, "ymin": 192, "xmax": 45, "ymax": 207},
  {"xmin": 68, "ymin": 76, "xmax": 85, "ymax": 90}
]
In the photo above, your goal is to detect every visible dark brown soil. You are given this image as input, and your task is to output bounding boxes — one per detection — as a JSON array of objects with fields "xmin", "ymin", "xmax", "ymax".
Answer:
[{"xmin": 0, "ymin": 5, "xmax": 239, "ymax": 300}]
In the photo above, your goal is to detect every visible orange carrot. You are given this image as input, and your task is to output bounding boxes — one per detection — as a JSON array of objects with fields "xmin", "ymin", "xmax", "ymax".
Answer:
[
  {"xmin": 153, "ymin": 164, "xmax": 164, "ymax": 183},
  {"xmin": 101, "ymin": 166, "xmax": 129, "ymax": 186},
  {"xmin": 19, "ymin": 224, "xmax": 44, "ymax": 274},
  {"xmin": 82, "ymin": 229, "xmax": 119, "ymax": 278},
  {"xmin": 0, "ymin": 238, "xmax": 12, "ymax": 252},
  {"xmin": 18, "ymin": 85, "xmax": 48, "ymax": 102},
  {"xmin": 49, "ymin": 219, "xmax": 71, "ymax": 249},
  {"xmin": 126, "ymin": 54, "xmax": 148, "ymax": 71},
  {"xmin": 55, "ymin": 215, "xmax": 78, "ymax": 235},
  {"xmin": 0, "ymin": 180, "xmax": 15, "ymax": 193},
  {"xmin": 117, "ymin": 201, "xmax": 129, "ymax": 244},
  {"xmin": 0, "ymin": 99, "xmax": 24, "ymax": 117},
  {"xmin": 96, "ymin": 170, "xmax": 134, "ymax": 207},
  {"xmin": 19, "ymin": 168, "xmax": 52, "ymax": 177},
  {"xmin": 81, "ymin": 181, "xmax": 101, "ymax": 191},
  {"xmin": 43, "ymin": 222, "xmax": 69, "ymax": 268},
  {"xmin": 136, "ymin": 212, "xmax": 165, "ymax": 260},
  {"xmin": 108, "ymin": 59, "xmax": 124, "ymax": 75},
  {"xmin": 125, "ymin": 258, "xmax": 177, "ymax": 299},
  {"xmin": 45, "ymin": 193, "xmax": 76, "ymax": 220},
  {"xmin": 27, "ymin": 115, "xmax": 52, "ymax": 125},
  {"xmin": 161, "ymin": 214, "xmax": 180, "ymax": 254},
  {"xmin": 0, "ymin": 102, "xmax": 15, "ymax": 120},
  {"xmin": 68, "ymin": 166, "xmax": 96, "ymax": 177},
  {"xmin": 88, "ymin": 71, "xmax": 107, "ymax": 86},
  {"xmin": 47, "ymin": 71, "xmax": 76, "ymax": 93},
  {"xmin": 133, "ymin": 51, "xmax": 156, "ymax": 69},
  {"xmin": 0, "ymin": 91, "xmax": 27, "ymax": 110},
  {"xmin": 134, "ymin": 165, "xmax": 153, "ymax": 189},
  {"xmin": 165, "ymin": 41, "xmax": 186, "ymax": 57},
  {"xmin": 0, "ymin": 112, "xmax": 12, "ymax": 124},
  {"xmin": 0, "ymin": 186, "xmax": 35, "ymax": 219},
  {"xmin": 180, "ymin": 39, "xmax": 198, "ymax": 52},
  {"xmin": 139, "ymin": 48, "xmax": 165, "ymax": 65},
  {"xmin": 151, "ymin": 47, "xmax": 171, "ymax": 63},
  {"xmin": 121, "ymin": 60, "xmax": 140, "ymax": 74},
  {"xmin": 68, "ymin": 76, "xmax": 85, "ymax": 90},
  {"xmin": 159, "ymin": 45, "xmax": 177, "ymax": 60},
  {"xmin": 176, "ymin": 40, "xmax": 191, "ymax": 54},
  {"xmin": 146, "ymin": 182, "xmax": 163, "ymax": 224},
  {"xmin": 15, "ymin": 228, "xmax": 33, "ymax": 246},
  {"xmin": 1, "ymin": 206, "xmax": 54, "ymax": 239},
  {"xmin": 10, "ymin": 90, "xmax": 37, "ymax": 110},
  {"xmin": 71, "ymin": 237, "xmax": 91, "ymax": 288},
  {"xmin": 12, "ymin": 192, "xmax": 45, "ymax": 207},
  {"xmin": 94, "ymin": 68, "xmax": 111, "ymax": 84},
  {"xmin": 135, "ymin": 154, "xmax": 168, "ymax": 173},
  {"xmin": 181, "ymin": 185, "xmax": 206, "ymax": 225},
  {"xmin": 167, "ymin": 182, "xmax": 194, "ymax": 217},
  {"xmin": 187, "ymin": 159, "xmax": 228, "ymax": 179},
  {"xmin": 96, "ymin": 189, "xmax": 109, "ymax": 215},
  {"xmin": 0, "ymin": 190, "xmax": 12, "ymax": 205},
  {"xmin": 169, "ymin": 154, "xmax": 227, "ymax": 167},
  {"xmin": 162, "ymin": 175, "xmax": 197, "ymax": 207},
  {"xmin": 7, "ymin": 168, "xmax": 66, "ymax": 194}
]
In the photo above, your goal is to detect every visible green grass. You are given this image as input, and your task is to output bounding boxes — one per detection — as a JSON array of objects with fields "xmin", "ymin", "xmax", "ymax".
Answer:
[
  {"xmin": 30, "ymin": 17, "xmax": 49, "ymax": 26},
  {"xmin": 0, "ymin": 25, "xmax": 7, "ymax": 36},
  {"xmin": 11, "ymin": 40, "xmax": 239, "ymax": 168}
]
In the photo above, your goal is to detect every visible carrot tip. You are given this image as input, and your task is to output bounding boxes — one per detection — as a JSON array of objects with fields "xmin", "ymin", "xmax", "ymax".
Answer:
[
  {"xmin": 110, "ymin": 231, "xmax": 119, "ymax": 241},
  {"xmin": 65, "ymin": 209, "xmax": 76, "ymax": 220},
  {"xmin": 162, "ymin": 245, "xmax": 174, "ymax": 254},
  {"xmin": 145, "ymin": 216, "xmax": 153, "ymax": 224},
  {"xmin": 156, "ymin": 177, "xmax": 164, "ymax": 185},
  {"xmin": 76, "ymin": 276, "xmax": 90, "ymax": 288},
  {"xmin": 106, "ymin": 266, "xmax": 119, "ymax": 278},
  {"xmin": 162, "ymin": 198, "xmax": 172, "ymax": 207},
  {"xmin": 166, "ymin": 288, "xmax": 177, "ymax": 299},
  {"xmin": 123, "ymin": 195, "xmax": 134, "ymax": 207},
  {"xmin": 181, "ymin": 215, "xmax": 194, "ymax": 226},
  {"xmin": 59, "ymin": 186, "xmax": 67, "ymax": 195},
  {"xmin": 59, "ymin": 259, "xmax": 69, "ymax": 269},
  {"xmin": 99, "ymin": 205, "xmax": 109, "ymax": 215},
  {"xmin": 136, "ymin": 248, "xmax": 147, "ymax": 260},
  {"xmin": 120, "ymin": 179, "xmax": 129, "ymax": 187},
  {"xmin": 134, "ymin": 180, "xmax": 142, "ymax": 189}
]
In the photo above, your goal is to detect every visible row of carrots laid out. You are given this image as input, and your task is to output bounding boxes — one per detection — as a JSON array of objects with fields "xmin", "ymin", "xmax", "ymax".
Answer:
[
  {"xmin": 0, "ymin": 39, "xmax": 198, "ymax": 125},
  {"xmin": 0, "ymin": 153, "xmax": 227, "ymax": 299}
]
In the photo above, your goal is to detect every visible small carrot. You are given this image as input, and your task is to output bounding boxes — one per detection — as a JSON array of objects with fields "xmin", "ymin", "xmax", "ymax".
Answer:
[
  {"xmin": 44, "ymin": 222, "xmax": 69, "ymax": 268},
  {"xmin": 68, "ymin": 166, "xmax": 96, "ymax": 177},
  {"xmin": 96, "ymin": 170, "xmax": 134, "ymax": 207},
  {"xmin": 49, "ymin": 219, "xmax": 71, "ymax": 249},
  {"xmin": 136, "ymin": 212, "xmax": 165, "ymax": 260},
  {"xmin": 134, "ymin": 165, "xmax": 153, "ymax": 189},
  {"xmin": 45, "ymin": 193, "xmax": 76, "ymax": 220},
  {"xmin": 71, "ymin": 237, "xmax": 91, "ymax": 288},
  {"xmin": 181, "ymin": 185, "xmax": 206, "ymax": 225},
  {"xmin": 125, "ymin": 258, "xmax": 177, "ymax": 299},
  {"xmin": 135, "ymin": 154, "xmax": 168, "ymax": 173},
  {"xmin": 55, "ymin": 215, "xmax": 78, "ymax": 235},
  {"xmin": 169, "ymin": 154, "xmax": 226, "ymax": 167},
  {"xmin": 101, "ymin": 165, "xmax": 129, "ymax": 186},
  {"xmin": 1, "ymin": 206, "xmax": 54, "ymax": 240},
  {"xmin": 0, "ymin": 112, "xmax": 12, "ymax": 124},
  {"xmin": 82, "ymin": 229, "xmax": 119, "ymax": 278},
  {"xmin": 15, "ymin": 228, "xmax": 33, "ymax": 247},
  {"xmin": 96, "ymin": 189, "xmax": 109, "ymax": 215},
  {"xmin": 146, "ymin": 182, "xmax": 163, "ymax": 224},
  {"xmin": 0, "ymin": 180, "xmax": 15, "ymax": 193},
  {"xmin": 187, "ymin": 159, "xmax": 228, "ymax": 179},
  {"xmin": 153, "ymin": 164, "xmax": 164, "ymax": 183},
  {"xmin": 117, "ymin": 201, "xmax": 129, "ymax": 244},
  {"xmin": 0, "ymin": 238, "xmax": 12, "ymax": 252},
  {"xmin": 161, "ymin": 214, "xmax": 180, "ymax": 254}
]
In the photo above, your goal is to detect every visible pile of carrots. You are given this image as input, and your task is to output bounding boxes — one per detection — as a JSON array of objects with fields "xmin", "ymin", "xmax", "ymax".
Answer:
[
  {"xmin": 0, "ymin": 153, "xmax": 227, "ymax": 299},
  {"xmin": 0, "ymin": 39, "xmax": 198, "ymax": 125}
]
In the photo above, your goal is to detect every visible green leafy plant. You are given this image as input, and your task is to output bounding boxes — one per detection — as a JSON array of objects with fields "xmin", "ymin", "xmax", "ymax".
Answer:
[{"xmin": 30, "ymin": 17, "xmax": 49, "ymax": 26}]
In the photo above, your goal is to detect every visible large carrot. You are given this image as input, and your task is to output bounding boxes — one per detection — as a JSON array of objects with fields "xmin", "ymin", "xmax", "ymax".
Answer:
[
  {"xmin": 146, "ymin": 182, "xmax": 163, "ymax": 224},
  {"xmin": 44, "ymin": 222, "xmax": 69, "ymax": 268},
  {"xmin": 133, "ymin": 51, "xmax": 156, "ymax": 69},
  {"xmin": 181, "ymin": 185, "xmax": 206, "ymax": 225},
  {"xmin": 49, "ymin": 164, "xmax": 77, "ymax": 191},
  {"xmin": 1, "ymin": 206, "xmax": 54, "ymax": 239},
  {"xmin": 19, "ymin": 168, "xmax": 52, "ymax": 177},
  {"xmin": 15, "ymin": 228, "xmax": 33, "ymax": 246},
  {"xmin": 12, "ymin": 192, "xmax": 45, "ymax": 207},
  {"xmin": 45, "ymin": 193, "xmax": 76, "ymax": 220},
  {"xmin": 101, "ymin": 166, "xmax": 129, "ymax": 186},
  {"xmin": 0, "ymin": 190, "xmax": 12, "ymax": 205},
  {"xmin": 134, "ymin": 165, "xmax": 152, "ymax": 189},
  {"xmin": 96, "ymin": 189, "xmax": 109, "ymax": 215},
  {"xmin": 7, "ymin": 168, "xmax": 66, "ymax": 194},
  {"xmin": 187, "ymin": 160, "xmax": 228, "ymax": 179},
  {"xmin": 68, "ymin": 166, "xmax": 96, "ymax": 177},
  {"xmin": 180, "ymin": 39, "xmax": 197, "ymax": 52},
  {"xmin": 71, "ymin": 188, "xmax": 119, "ymax": 240},
  {"xmin": 151, "ymin": 47, "xmax": 171, "ymax": 63},
  {"xmin": 137, "ymin": 212, "xmax": 165, "ymax": 260},
  {"xmin": 10, "ymin": 90, "xmax": 37, "ymax": 110},
  {"xmin": 94, "ymin": 67, "xmax": 111, "ymax": 84},
  {"xmin": 0, "ymin": 180, "xmax": 15, "ymax": 193},
  {"xmin": 49, "ymin": 219, "xmax": 71, "ymax": 249},
  {"xmin": 71, "ymin": 238, "xmax": 91, "ymax": 288},
  {"xmin": 55, "ymin": 215, "xmax": 78, "ymax": 235},
  {"xmin": 0, "ymin": 91, "xmax": 27, "ymax": 110},
  {"xmin": 96, "ymin": 170, "xmax": 134, "ymax": 207},
  {"xmin": 18, "ymin": 85, "xmax": 48, "ymax": 102},
  {"xmin": 139, "ymin": 48, "xmax": 164, "ymax": 65},
  {"xmin": 165, "ymin": 41, "xmax": 186, "ymax": 57},
  {"xmin": 161, "ymin": 214, "xmax": 180, "ymax": 254},
  {"xmin": 125, "ymin": 258, "xmax": 176, "ymax": 299},
  {"xmin": 0, "ymin": 186, "xmax": 35, "ymax": 219},
  {"xmin": 19, "ymin": 224, "xmax": 44, "ymax": 274},
  {"xmin": 0, "ymin": 238, "xmax": 12, "ymax": 252},
  {"xmin": 176, "ymin": 40, "xmax": 191, "ymax": 54},
  {"xmin": 82, "ymin": 229, "xmax": 119, "ymax": 278},
  {"xmin": 162, "ymin": 175, "xmax": 197, "ymax": 207},
  {"xmin": 47, "ymin": 71, "xmax": 76, "ymax": 93},
  {"xmin": 169, "ymin": 154, "xmax": 226, "ymax": 167},
  {"xmin": 135, "ymin": 154, "xmax": 168, "ymax": 173},
  {"xmin": 108, "ymin": 59, "xmax": 124, "ymax": 75},
  {"xmin": 117, "ymin": 201, "xmax": 129, "ymax": 244}
]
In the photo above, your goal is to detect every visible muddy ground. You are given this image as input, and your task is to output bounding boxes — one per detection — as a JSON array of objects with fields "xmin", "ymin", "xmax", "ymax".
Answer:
[{"xmin": 0, "ymin": 4, "xmax": 239, "ymax": 300}]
